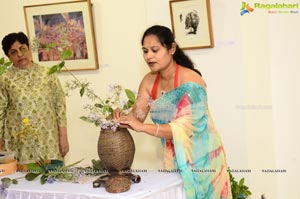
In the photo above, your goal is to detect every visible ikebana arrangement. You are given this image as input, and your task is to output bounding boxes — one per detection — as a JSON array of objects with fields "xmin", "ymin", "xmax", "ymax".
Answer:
[
  {"xmin": 47, "ymin": 49, "xmax": 140, "ymax": 193},
  {"xmin": 47, "ymin": 49, "xmax": 136, "ymax": 131}
]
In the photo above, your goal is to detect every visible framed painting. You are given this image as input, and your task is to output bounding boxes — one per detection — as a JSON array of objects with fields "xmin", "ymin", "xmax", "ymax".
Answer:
[
  {"xmin": 169, "ymin": 0, "xmax": 214, "ymax": 50},
  {"xmin": 24, "ymin": 0, "xmax": 99, "ymax": 71}
]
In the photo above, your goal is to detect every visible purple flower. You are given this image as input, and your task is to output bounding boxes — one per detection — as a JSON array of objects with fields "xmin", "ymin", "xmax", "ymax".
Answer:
[
  {"xmin": 46, "ymin": 176, "xmax": 56, "ymax": 184},
  {"xmin": 0, "ymin": 183, "xmax": 9, "ymax": 197}
]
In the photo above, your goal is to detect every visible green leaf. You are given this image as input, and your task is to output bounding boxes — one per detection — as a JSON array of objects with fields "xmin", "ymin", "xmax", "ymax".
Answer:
[
  {"xmin": 64, "ymin": 158, "xmax": 83, "ymax": 168},
  {"xmin": 25, "ymin": 172, "xmax": 41, "ymax": 181},
  {"xmin": 4, "ymin": 61, "xmax": 12, "ymax": 66},
  {"xmin": 61, "ymin": 172, "xmax": 74, "ymax": 181},
  {"xmin": 12, "ymin": 179, "xmax": 18, "ymax": 184},
  {"xmin": 92, "ymin": 159, "xmax": 104, "ymax": 170},
  {"xmin": 26, "ymin": 163, "xmax": 43, "ymax": 172},
  {"xmin": 0, "ymin": 68, "xmax": 5, "ymax": 75},
  {"xmin": 239, "ymin": 178, "xmax": 245, "ymax": 186},
  {"xmin": 1, "ymin": 177, "xmax": 12, "ymax": 184},
  {"xmin": 58, "ymin": 61, "xmax": 65, "ymax": 71},
  {"xmin": 108, "ymin": 107, "xmax": 113, "ymax": 115},
  {"xmin": 125, "ymin": 89, "xmax": 136, "ymax": 102},
  {"xmin": 80, "ymin": 86, "xmax": 85, "ymax": 97},
  {"xmin": 48, "ymin": 65, "xmax": 58, "ymax": 74},
  {"xmin": 0, "ymin": 57, "xmax": 12, "ymax": 75},
  {"xmin": 80, "ymin": 116, "xmax": 88, "ymax": 121},
  {"xmin": 80, "ymin": 116, "xmax": 94, "ymax": 124},
  {"xmin": 125, "ymin": 100, "xmax": 135, "ymax": 109},
  {"xmin": 40, "ymin": 174, "xmax": 48, "ymax": 184},
  {"xmin": 60, "ymin": 49, "xmax": 73, "ymax": 60},
  {"xmin": 245, "ymin": 190, "xmax": 252, "ymax": 195},
  {"xmin": 95, "ymin": 103, "xmax": 103, "ymax": 108}
]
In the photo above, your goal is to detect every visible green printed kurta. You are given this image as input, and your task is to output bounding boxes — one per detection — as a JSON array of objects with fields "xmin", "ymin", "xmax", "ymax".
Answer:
[{"xmin": 0, "ymin": 64, "xmax": 66, "ymax": 163}]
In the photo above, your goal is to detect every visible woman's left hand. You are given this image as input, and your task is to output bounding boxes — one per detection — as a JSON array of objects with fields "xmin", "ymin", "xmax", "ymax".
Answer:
[{"xmin": 59, "ymin": 127, "xmax": 69, "ymax": 157}]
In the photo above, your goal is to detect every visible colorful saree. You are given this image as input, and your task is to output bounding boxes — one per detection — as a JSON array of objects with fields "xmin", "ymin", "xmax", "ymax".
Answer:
[{"xmin": 150, "ymin": 82, "xmax": 232, "ymax": 199}]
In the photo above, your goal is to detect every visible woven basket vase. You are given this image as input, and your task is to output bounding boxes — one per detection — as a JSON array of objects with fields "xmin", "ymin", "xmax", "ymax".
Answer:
[{"xmin": 98, "ymin": 128, "xmax": 135, "ymax": 172}]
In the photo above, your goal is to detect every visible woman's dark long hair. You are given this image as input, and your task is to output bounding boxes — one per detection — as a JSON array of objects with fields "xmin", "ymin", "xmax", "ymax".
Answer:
[{"xmin": 141, "ymin": 25, "xmax": 202, "ymax": 76}]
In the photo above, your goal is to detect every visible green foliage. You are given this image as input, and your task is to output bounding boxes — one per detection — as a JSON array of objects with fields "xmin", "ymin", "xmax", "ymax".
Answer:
[
  {"xmin": 124, "ymin": 89, "xmax": 136, "ymax": 110},
  {"xmin": 0, "ymin": 158, "xmax": 102, "ymax": 190},
  {"xmin": 228, "ymin": 169, "xmax": 252, "ymax": 199},
  {"xmin": 60, "ymin": 49, "xmax": 73, "ymax": 60},
  {"xmin": 44, "ymin": 47, "xmax": 137, "ymax": 130},
  {"xmin": 92, "ymin": 159, "xmax": 104, "ymax": 171},
  {"xmin": 48, "ymin": 49, "xmax": 72, "ymax": 74},
  {"xmin": 25, "ymin": 157, "xmax": 83, "ymax": 184},
  {"xmin": 76, "ymin": 84, "xmax": 136, "ymax": 129},
  {"xmin": 0, "ymin": 57, "xmax": 12, "ymax": 75},
  {"xmin": 0, "ymin": 175, "xmax": 19, "ymax": 192},
  {"xmin": 1, "ymin": 177, "xmax": 18, "ymax": 185}
]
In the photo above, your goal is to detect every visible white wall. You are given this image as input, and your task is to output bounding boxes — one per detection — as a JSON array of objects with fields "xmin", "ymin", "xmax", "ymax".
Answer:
[
  {"xmin": 269, "ymin": 2, "xmax": 300, "ymax": 197},
  {"xmin": 1, "ymin": 0, "xmax": 299, "ymax": 198}
]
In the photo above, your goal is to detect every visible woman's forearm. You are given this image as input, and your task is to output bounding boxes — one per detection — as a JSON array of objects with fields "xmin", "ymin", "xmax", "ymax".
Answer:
[{"xmin": 141, "ymin": 123, "xmax": 173, "ymax": 140}]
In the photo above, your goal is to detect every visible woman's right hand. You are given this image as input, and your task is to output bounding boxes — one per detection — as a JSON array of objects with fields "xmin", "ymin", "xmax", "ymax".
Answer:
[
  {"xmin": 113, "ymin": 108, "xmax": 130, "ymax": 129},
  {"xmin": 113, "ymin": 108, "xmax": 122, "ymax": 120}
]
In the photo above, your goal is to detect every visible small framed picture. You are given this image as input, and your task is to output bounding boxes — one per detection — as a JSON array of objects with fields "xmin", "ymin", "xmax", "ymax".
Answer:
[
  {"xmin": 24, "ymin": 0, "xmax": 99, "ymax": 71},
  {"xmin": 169, "ymin": 0, "xmax": 214, "ymax": 50}
]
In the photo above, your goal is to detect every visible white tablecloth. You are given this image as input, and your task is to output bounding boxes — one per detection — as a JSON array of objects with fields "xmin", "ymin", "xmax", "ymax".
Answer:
[{"xmin": 0, "ymin": 171, "xmax": 185, "ymax": 199}]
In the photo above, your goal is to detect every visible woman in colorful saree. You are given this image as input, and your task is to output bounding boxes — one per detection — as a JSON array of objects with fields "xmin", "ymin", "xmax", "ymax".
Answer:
[{"xmin": 114, "ymin": 25, "xmax": 232, "ymax": 199}]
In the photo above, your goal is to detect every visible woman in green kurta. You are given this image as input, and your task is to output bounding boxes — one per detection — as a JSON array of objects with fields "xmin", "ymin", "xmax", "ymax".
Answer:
[{"xmin": 0, "ymin": 32, "xmax": 69, "ymax": 163}]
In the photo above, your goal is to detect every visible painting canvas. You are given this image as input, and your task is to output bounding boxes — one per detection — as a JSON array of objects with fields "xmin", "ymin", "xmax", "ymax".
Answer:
[
  {"xmin": 169, "ymin": 0, "xmax": 214, "ymax": 49},
  {"xmin": 24, "ymin": 0, "xmax": 98, "ymax": 71}
]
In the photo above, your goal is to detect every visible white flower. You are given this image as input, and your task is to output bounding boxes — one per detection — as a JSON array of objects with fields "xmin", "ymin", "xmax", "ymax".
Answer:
[{"xmin": 66, "ymin": 82, "xmax": 136, "ymax": 131}]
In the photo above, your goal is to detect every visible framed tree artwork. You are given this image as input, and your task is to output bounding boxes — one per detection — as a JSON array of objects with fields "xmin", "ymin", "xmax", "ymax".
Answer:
[{"xmin": 169, "ymin": 0, "xmax": 214, "ymax": 50}]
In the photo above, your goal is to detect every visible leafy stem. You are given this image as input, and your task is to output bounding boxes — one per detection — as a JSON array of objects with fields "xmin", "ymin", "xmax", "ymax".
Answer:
[
  {"xmin": 25, "ymin": 157, "xmax": 83, "ymax": 184},
  {"xmin": 37, "ymin": 42, "xmax": 136, "ymax": 130},
  {"xmin": 228, "ymin": 168, "xmax": 252, "ymax": 199}
]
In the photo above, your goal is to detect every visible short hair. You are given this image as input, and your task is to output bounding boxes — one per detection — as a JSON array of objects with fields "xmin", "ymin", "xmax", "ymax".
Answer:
[{"xmin": 2, "ymin": 32, "xmax": 29, "ymax": 56}]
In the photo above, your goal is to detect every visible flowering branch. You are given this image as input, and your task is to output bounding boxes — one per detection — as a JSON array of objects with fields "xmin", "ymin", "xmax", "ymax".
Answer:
[{"xmin": 42, "ymin": 44, "xmax": 136, "ymax": 130}]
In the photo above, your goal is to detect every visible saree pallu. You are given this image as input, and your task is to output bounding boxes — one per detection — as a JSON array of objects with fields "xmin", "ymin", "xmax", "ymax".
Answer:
[{"xmin": 150, "ymin": 82, "xmax": 232, "ymax": 199}]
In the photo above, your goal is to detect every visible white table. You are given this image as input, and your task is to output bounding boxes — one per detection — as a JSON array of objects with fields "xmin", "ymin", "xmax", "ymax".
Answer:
[{"xmin": 0, "ymin": 171, "xmax": 185, "ymax": 199}]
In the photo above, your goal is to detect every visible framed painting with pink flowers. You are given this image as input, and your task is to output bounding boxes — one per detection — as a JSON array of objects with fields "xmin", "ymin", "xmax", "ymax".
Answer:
[{"xmin": 24, "ymin": 0, "xmax": 99, "ymax": 71}]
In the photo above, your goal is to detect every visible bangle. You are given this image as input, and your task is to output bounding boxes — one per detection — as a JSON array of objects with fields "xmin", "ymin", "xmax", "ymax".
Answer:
[{"xmin": 155, "ymin": 124, "xmax": 160, "ymax": 137}]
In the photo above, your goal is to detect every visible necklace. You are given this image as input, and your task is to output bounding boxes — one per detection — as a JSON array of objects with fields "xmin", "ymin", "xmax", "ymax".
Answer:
[
  {"xmin": 160, "ymin": 75, "xmax": 174, "ymax": 96},
  {"xmin": 159, "ymin": 65, "xmax": 177, "ymax": 96}
]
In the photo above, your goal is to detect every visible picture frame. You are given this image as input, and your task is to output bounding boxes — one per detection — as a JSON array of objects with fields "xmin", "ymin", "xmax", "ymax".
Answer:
[
  {"xmin": 169, "ymin": 0, "xmax": 214, "ymax": 50},
  {"xmin": 24, "ymin": 0, "xmax": 99, "ymax": 71}
]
